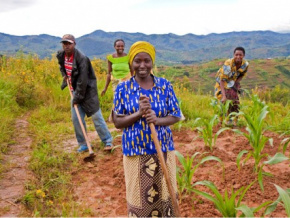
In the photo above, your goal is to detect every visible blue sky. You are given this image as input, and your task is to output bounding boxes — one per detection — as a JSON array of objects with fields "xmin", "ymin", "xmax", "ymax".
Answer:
[{"xmin": 0, "ymin": 0, "xmax": 289, "ymax": 37}]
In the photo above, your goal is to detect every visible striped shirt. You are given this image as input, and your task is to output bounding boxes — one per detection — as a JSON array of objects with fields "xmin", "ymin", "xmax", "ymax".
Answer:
[{"xmin": 64, "ymin": 54, "xmax": 74, "ymax": 91}]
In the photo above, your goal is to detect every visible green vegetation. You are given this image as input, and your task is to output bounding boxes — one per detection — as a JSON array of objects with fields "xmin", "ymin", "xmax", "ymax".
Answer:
[
  {"xmin": 175, "ymin": 151, "xmax": 222, "ymax": 197},
  {"xmin": 232, "ymin": 95, "xmax": 289, "ymax": 190},
  {"xmin": 1, "ymin": 53, "xmax": 290, "ymax": 216},
  {"xmin": 193, "ymin": 115, "xmax": 229, "ymax": 151},
  {"xmin": 265, "ymin": 184, "xmax": 290, "ymax": 217},
  {"xmin": 191, "ymin": 180, "xmax": 271, "ymax": 217}
]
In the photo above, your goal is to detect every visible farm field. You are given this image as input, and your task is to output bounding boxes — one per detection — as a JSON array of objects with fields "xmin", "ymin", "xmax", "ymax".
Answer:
[
  {"xmin": 0, "ymin": 54, "xmax": 290, "ymax": 217},
  {"xmin": 64, "ymin": 127, "xmax": 290, "ymax": 217},
  {"xmin": 157, "ymin": 58, "xmax": 290, "ymax": 96}
]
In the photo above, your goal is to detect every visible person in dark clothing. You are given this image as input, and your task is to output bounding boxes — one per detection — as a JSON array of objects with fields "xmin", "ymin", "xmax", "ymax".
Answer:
[{"xmin": 56, "ymin": 34, "xmax": 113, "ymax": 152}]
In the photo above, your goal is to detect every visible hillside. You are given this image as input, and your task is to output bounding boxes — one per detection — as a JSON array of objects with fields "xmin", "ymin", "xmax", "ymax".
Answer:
[
  {"xmin": 156, "ymin": 58, "xmax": 290, "ymax": 93},
  {"xmin": 0, "ymin": 30, "xmax": 290, "ymax": 63}
]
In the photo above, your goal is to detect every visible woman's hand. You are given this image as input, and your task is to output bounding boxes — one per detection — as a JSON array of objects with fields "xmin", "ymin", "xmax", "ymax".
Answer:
[
  {"xmin": 101, "ymin": 88, "xmax": 107, "ymax": 96},
  {"xmin": 145, "ymin": 109, "xmax": 157, "ymax": 124},
  {"xmin": 221, "ymin": 96, "xmax": 227, "ymax": 103},
  {"xmin": 139, "ymin": 95, "xmax": 151, "ymax": 117}
]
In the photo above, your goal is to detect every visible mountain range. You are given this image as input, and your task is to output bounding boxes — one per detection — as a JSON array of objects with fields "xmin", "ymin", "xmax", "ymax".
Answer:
[{"xmin": 0, "ymin": 30, "xmax": 290, "ymax": 64}]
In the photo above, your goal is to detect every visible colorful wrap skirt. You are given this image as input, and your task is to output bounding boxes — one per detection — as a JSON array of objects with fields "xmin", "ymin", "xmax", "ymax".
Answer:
[
  {"xmin": 123, "ymin": 151, "xmax": 178, "ymax": 217},
  {"xmin": 215, "ymin": 82, "xmax": 241, "ymax": 114},
  {"xmin": 225, "ymin": 87, "xmax": 240, "ymax": 114}
]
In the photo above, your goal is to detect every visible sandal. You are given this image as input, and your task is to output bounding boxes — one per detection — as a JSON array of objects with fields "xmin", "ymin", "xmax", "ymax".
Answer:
[
  {"xmin": 104, "ymin": 145, "xmax": 113, "ymax": 151},
  {"xmin": 77, "ymin": 145, "xmax": 88, "ymax": 153}
]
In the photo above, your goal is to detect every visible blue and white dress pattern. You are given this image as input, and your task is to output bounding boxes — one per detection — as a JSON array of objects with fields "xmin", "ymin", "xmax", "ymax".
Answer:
[{"xmin": 113, "ymin": 76, "xmax": 181, "ymax": 156}]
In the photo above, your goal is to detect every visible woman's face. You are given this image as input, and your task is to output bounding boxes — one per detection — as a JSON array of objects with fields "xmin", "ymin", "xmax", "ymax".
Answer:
[
  {"xmin": 233, "ymin": 50, "xmax": 244, "ymax": 65},
  {"xmin": 132, "ymin": 52, "xmax": 153, "ymax": 78},
  {"xmin": 114, "ymin": 41, "xmax": 125, "ymax": 55}
]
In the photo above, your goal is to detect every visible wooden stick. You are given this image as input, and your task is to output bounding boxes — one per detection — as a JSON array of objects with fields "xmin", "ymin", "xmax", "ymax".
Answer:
[
  {"xmin": 149, "ymin": 123, "xmax": 181, "ymax": 217},
  {"xmin": 67, "ymin": 79, "xmax": 94, "ymax": 155}
]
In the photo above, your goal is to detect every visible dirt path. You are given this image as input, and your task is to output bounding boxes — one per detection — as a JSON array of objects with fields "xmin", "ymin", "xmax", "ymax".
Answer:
[
  {"xmin": 67, "ymin": 127, "xmax": 290, "ymax": 217},
  {"xmin": 0, "ymin": 114, "xmax": 32, "ymax": 217}
]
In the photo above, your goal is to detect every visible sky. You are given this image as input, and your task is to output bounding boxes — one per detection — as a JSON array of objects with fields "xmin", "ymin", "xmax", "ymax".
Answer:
[{"xmin": 0, "ymin": 0, "xmax": 290, "ymax": 38}]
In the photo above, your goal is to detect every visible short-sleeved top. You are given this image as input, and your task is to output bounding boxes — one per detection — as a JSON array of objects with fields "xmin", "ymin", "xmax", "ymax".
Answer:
[
  {"xmin": 107, "ymin": 54, "xmax": 130, "ymax": 79},
  {"xmin": 113, "ymin": 75, "xmax": 181, "ymax": 156},
  {"xmin": 215, "ymin": 58, "xmax": 249, "ymax": 89}
]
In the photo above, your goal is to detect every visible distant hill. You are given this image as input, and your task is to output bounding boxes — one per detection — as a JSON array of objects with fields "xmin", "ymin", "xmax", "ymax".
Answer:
[
  {"xmin": 0, "ymin": 30, "xmax": 290, "ymax": 63},
  {"xmin": 156, "ymin": 58, "xmax": 290, "ymax": 95}
]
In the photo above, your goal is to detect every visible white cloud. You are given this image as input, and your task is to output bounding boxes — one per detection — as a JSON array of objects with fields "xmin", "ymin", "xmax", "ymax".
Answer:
[
  {"xmin": 0, "ymin": 0, "xmax": 37, "ymax": 12},
  {"xmin": 0, "ymin": 0, "xmax": 289, "ymax": 37}
]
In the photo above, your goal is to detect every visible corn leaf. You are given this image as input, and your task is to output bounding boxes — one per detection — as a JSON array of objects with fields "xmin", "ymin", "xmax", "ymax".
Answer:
[
  {"xmin": 258, "ymin": 170, "xmax": 264, "ymax": 192},
  {"xmin": 214, "ymin": 127, "xmax": 231, "ymax": 145},
  {"xmin": 237, "ymin": 180, "xmax": 256, "ymax": 206},
  {"xmin": 236, "ymin": 204, "xmax": 254, "ymax": 217},
  {"xmin": 237, "ymin": 150, "xmax": 248, "ymax": 170},
  {"xmin": 274, "ymin": 184, "xmax": 290, "ymax": 216},
  {"xmin": 264, "ymin": 152, "xmax": 289, "ymax": 165},
  {"xmin": 200, "ymin": 156, "xmax": 222, "ymax": 165},
  {"xmin": 280, "ymin": 137, "xmax": 290, "ymax": 153}
]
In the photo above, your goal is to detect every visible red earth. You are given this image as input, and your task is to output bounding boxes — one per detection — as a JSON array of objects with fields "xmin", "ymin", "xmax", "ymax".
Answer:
[
  {"xmin": 1, "ymin": 119, "xmax": 289, "ymax": 217},
  {"xmin": 71, "ymin": 127, "xmax": 290, "ymax": 217}
]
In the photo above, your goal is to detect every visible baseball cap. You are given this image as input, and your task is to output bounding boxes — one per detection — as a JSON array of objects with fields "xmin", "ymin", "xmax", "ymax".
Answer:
[{"xmin": 60, "ymin": 34, "xmax": 76, "ymax": 44}]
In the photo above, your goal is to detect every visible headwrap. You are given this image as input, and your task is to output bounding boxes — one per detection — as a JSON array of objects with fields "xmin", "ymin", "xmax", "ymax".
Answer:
[{"xmin": 128, "ymin": 41, "xmax": 156, "ymax": 65}]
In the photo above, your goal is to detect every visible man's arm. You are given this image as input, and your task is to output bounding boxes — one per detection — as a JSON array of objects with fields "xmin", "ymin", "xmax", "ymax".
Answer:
[
  {"xmin": 73, "ymin": 56, "xmax": 89, "ymax": 105},
  {"xmin": 56, "ymin": 51, "xmax": 68, "ymax": 90}
]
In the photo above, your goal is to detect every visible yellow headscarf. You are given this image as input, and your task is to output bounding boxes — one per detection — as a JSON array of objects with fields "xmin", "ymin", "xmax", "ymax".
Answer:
[{"xmin": 128, "ymin": 41, "xmax": 156, "ymax": 65}]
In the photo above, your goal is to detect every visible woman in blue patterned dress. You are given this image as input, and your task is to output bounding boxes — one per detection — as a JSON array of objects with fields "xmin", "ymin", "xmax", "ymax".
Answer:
[{"xmin": 112, "ymin": 41, "xmax": 181, "ymax": 217}]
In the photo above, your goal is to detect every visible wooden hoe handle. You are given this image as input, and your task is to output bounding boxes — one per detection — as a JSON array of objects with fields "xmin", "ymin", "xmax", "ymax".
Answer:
[
  {"xmin": 67, "ymin": 79, "xmax": 94, "ymax": 155},
  {"xmin": 149, "ymin": 123, "xmax": 181, "ymax": 217}
]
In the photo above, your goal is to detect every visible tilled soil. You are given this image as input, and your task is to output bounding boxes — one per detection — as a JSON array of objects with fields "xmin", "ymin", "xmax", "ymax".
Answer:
[
  {"xmin": 70, "ymin": 127, "xmax": 290, "ymax": 217},
  {"xmin": 1, "ymin": 122, "xmax": 289, "ymax": 217}
]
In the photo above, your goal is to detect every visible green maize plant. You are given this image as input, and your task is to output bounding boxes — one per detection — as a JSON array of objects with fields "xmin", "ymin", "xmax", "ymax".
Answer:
[
  {"xmin": 237, "ymin": 151, "xmax": 289, "ymax": 191},
  {"xmin": 257, "ymin": 153, "xmax": 289, "ymax": 191},
  {"xmin": 232, "ymin": 95, "xmax": 270, "ymax": 172},
  {"xmin": 280, "ymin": 137, "xmax": 290, "ymax": 157},
  {"xmin": 264, "ymin": 184, "xmax": 290, "ymax": 217},
  {"xmin": 279, "ymin": 130, "xmax": 290, "ymax": 158},
  {"xmin": 175, "ymin": 151, "xmax": 223, "ymax": 197},
  {"xmin": 192, "ymin": 180, "xmax": 271, "ymax": 217},
  {"xmin": 194, "ymin": 114, "xmax": 230, "ymax": 151},
  {"xmin": 233, "ymin": 95, "xmax": 289, "ymax": 190},
  {"xmin": 210, "ymin": 98, "xmax": 232, "ymax": 127}
]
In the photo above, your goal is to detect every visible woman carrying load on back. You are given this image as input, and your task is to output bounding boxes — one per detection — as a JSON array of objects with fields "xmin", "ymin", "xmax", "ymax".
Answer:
[
  {"xmin": 112, "ymin": 41, "xmax": 181, "ymax": 217},
  {"xmin": 214, "ymin": 47, "xmax": 249, "ymax": 126}
]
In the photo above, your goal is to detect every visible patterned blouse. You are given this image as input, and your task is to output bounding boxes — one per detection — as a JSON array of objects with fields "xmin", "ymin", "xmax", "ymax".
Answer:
[
  {"xmin": 113, "ymin": 75, "xmax": 181, "ymax": 156},
  {"xmin": 215, "ymin": 58, "xmax": 249, "ymax": 89},
  {"xmin": 214, "ymin": 58, "xmax": 249, "ymax": 99}
]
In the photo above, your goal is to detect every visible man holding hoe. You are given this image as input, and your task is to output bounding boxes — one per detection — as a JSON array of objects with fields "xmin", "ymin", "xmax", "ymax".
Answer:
[{"xmin": 56, "ymin": 34, "xmax": 113, "ymax": 152}]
